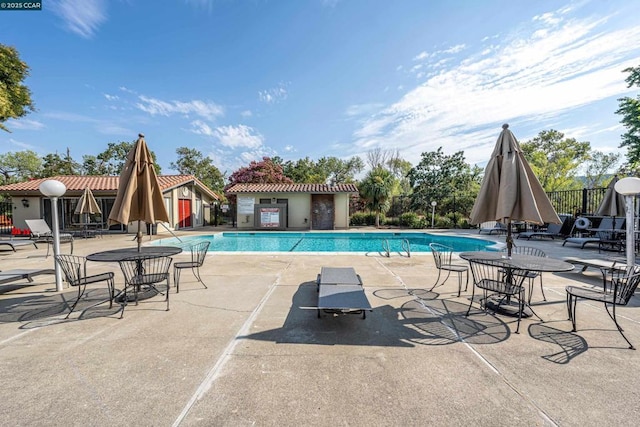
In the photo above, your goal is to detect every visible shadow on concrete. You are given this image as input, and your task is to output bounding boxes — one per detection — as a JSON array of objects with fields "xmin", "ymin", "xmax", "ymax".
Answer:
[
  {"xmin": 240, "ymin": 282, "xmax": 511, "ymax": 347},
  {"xmin": 528, "ymin": 322, "xmax": 587, "ymax": 364},
  {"xmin": 0, "ymin": 288, "xmax": 120, "ymax": 324}
]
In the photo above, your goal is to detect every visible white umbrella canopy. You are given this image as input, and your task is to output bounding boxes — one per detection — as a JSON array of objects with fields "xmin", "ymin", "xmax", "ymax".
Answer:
[
  {"xmin": 108, "ymin": 133, "xmax": 169, "ymax": 250},
  {"xmin": 470, "ymin": 124, "xmax": 561, "ymax": 255},
  {"xmin": 596, "ymin": 176, "xmax": 626, "ymax": 228}
]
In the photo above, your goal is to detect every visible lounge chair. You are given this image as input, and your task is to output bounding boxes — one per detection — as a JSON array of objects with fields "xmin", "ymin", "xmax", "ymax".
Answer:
[
  {"xmin": 0, "ymin": 239, "xmax": 38, "ymax": 252},
  {"xmin": 478, "ymin": 221, "xmax": 508, "ymax": 235},
  {"xmin": 517, "ymin": 222, "xmax": 564, "ymax": 240},
  {"xmin": 25, "ymin": 219, "xmax": 74, "ymax": 257},
  {"xmin": 315, "ymin": 266, "xmax": 372, "ymax": 319},
  {"xmin": 562, "ymin": 230, "xmax": 610, "ymax": 249}
]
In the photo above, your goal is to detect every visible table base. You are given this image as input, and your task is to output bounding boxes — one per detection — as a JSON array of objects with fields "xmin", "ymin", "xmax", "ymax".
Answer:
[{"xmin": 485, "ymin": 298, "xmax": 533, "ymax": 318}]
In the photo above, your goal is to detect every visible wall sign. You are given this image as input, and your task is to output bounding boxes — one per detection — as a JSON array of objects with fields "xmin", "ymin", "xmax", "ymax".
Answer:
[
  {"xmin": 260, "ymin": 207, "xmax": 280, "ymax": 228},
  {"xmin": 238, "ymin": 197, "xmax": 255, "ymax": 214}
]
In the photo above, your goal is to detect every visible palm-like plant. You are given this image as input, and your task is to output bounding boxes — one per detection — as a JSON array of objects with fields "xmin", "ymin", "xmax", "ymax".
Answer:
[{"xmin": 359, "ymin": 167, "xmax": 394, "ymax": 227}]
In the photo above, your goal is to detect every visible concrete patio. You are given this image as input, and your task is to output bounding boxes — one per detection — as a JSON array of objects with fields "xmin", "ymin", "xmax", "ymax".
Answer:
[{"xmin": 1, "ymin": 228, "xmax": 639, "ymax": 426}]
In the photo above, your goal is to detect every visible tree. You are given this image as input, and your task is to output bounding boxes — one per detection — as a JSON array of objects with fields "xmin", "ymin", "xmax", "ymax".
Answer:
[
  {"xmin": 359, "ymin": 166, "xmax": 394, "ymax": 228},
  {"xmin": 40, "ymin": 148, "xmax": 79, "ymax": 177},
  {"xmin": 281, "ymin": 156, "xmax": 364, "ymax": 184},
  {"xmin": 228, "ymin": 157, "xmax": 293, "ymax": 185},
  {"xmin": 0, "ymin": 44, "xmax": 35, "ymax": 132},
  {"xmin": 0, "ymin": 150, "xmax": 42, "ymax": 184},
  {"xmin": 583, "ymin": 151, "xmax": 621, "ymax": 188},
  {"xmin": 170, "ymin": 147, "xmax": 225, "ymax": 194},
  {"xmin": 616, "ymin": 65, "xmax": 640, "ymax": 169},
  {"xmin": 81, "ymin": 141, "xmax": 161, "ymax": 176},
  {"xmin": 520, "ymin": 130, "xmax": 590, "ymax": 192},
  {"xmin": 407, "ymin": 148, "xmax": 478, "ymax": 223}
]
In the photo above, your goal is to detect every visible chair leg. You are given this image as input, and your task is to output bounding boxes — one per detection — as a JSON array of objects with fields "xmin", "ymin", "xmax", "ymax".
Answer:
[
  {"xmin": 538, "ymin": 275, "xmax": 546, "ymax": 302},
  {"xmin": 465, "ymin": 286, "xmax": 476, "ymax": 317},
  {"xmin": 193, "ymin": 266, "xmax": 207, "ymax": 289},
  {"xmin": 429, "ymin": 269, "xmax": 444, "ymax": 292},
  {"xmin": 606, "ymin": 303, "xmax": 634, "ymax": 349},
  {"xmin": 165, "ymin": 278, "xmax": 170, "ymax": 311},
  {"xmin": 65, "ymin": 284, "xmax": 87, "ymax": 319},
  {"xmin": 174, "ymin": 268, "xmax": 181, "ymax": 293}
]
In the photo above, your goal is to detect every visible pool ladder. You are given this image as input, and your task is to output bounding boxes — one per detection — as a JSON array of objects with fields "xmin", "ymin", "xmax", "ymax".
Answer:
[{"xmin": 381, "ymin": 239, "xmax": 411, "ymax": 257}]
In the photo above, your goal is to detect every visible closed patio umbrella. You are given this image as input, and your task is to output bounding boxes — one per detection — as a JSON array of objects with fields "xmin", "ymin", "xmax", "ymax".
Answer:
[
  {"xmin": 75, "ymin": 187, "xmax": 102, "ymax": 233},
  {"xmin": 470, "ymin": 124, "xmax": 560, "ymax": 256},
  {"xmin": 108, "ymin": 133, "xmax": 169, "ymax": 251},
  {"xmin": 74, "ymin": 187, "xmax": 101, "ymax": 217},
  {"xmin": 596, "ymin": 175, "xmax": 625, "ymax": 229}
]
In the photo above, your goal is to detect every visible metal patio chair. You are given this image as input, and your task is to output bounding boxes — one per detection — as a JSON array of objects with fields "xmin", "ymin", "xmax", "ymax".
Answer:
[
  {"xmin": 566, "ymin": 265, "xmax": 640, "ymax": 349},
  {"xmin": 466, "ymin": 257, "xmax": 529, "ymax": 333},
  {"xmin": 174, "ymin": 241, "xmax": 210, "ymax": 293},
  {"xmin": 55, "ymin": 254, "xmax": 115, "ymax": 319},
  {"xmin": 502, "ymin": 245, "xmax": 547, "ymax": 304},
  {"xmin": 118, "ymin": 254, "xmax": 172, "ymax": 318},
  {"xmin": 429, "ymin": 243, "xmax": 469, "ymax": 297}
]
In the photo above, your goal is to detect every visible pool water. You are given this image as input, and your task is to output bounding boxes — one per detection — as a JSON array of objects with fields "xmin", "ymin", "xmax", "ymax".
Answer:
[{"xmin": 154, "ymin": 232, "xmax": 495, "ymax": 253}]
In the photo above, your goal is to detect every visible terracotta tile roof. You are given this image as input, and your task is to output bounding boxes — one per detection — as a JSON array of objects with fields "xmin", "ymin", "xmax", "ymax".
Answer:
[
  {"xmin": 225, "ymin": 183, "xmax": 358, "ymax": 194},
  {"xmin": 0, "ymin": 175, "xmax": 219, "ymax": 200}
]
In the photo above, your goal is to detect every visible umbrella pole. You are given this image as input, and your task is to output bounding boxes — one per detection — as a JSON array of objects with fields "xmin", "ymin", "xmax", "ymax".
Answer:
[
  {"xmin": 506, "ymin": 219, "xmax": 513, "ymax": 257},
  {"xmin": 137, "ymin": 220, "xmax": 142, "ymax": 252}
]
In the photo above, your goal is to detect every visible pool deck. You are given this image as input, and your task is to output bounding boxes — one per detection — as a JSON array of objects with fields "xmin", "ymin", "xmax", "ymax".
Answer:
[{"xmin": 1, "ymin": 226, "xmax": 638, "ymax": 426}]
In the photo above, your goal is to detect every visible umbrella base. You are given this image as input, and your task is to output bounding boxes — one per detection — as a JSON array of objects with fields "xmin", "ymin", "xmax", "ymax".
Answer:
[{"xmin": 485, "ymin": 298, "xmax": 533, "ymax": 318}]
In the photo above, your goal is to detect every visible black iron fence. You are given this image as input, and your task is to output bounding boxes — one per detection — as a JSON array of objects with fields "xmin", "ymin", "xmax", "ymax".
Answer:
[
  {"xmin": 386, "ymin": 187, "xmax": 613, "ymax": 222},
  {"xmin": 0, "ymin": 200, "xmax": 13, "ymax": 235},
  {"xmin": 546, "ymin": 187, "xmax": 608, "ymax": 216}
]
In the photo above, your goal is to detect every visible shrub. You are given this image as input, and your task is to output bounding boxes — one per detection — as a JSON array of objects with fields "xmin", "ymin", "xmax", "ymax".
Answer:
[
  {"xmin": 350, "ymin": 212, "xmax": 386, "ymax": 226},
  {"xmin": 398, "ymin": 212, "xmax": 420, "ymax": 227}
]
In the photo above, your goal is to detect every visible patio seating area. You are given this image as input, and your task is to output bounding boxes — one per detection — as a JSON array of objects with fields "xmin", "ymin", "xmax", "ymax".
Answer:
[{"xmin": 1, "ymin": 227, "xmax": 640, "ymax": 425}]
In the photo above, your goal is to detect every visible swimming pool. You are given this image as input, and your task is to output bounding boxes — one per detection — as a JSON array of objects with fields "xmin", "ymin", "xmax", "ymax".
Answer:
[{"xmin": 153, "ymin": 232, "xmax": 496, "ymax": 253}]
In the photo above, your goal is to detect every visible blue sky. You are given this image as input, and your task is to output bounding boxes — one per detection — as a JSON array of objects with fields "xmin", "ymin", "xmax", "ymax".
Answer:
[{"xmin": 2, "ymin": 0, "xmax": 639, "ymax": 176}]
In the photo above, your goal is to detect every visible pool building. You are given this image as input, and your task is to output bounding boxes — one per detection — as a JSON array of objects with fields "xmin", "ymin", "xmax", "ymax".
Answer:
[{"xmin": 224, "ymin": 183, "xmax": 358, "ymax": 231}]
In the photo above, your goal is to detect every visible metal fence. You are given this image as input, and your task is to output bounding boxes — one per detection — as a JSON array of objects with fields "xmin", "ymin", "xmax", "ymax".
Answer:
[
  {"xmin": 0, "ymin": 201, "xmax": 13, "ymax": 235},
  {"xmin": 546, "ymin": 187, "xmax": 608, "ymax": 216},
  {"xmin": 386, "ymin": 187, "xmax": 612, "ymax": 221}
]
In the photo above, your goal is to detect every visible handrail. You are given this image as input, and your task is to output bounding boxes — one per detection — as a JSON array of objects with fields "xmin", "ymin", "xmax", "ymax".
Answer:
[
  {"xmin": 381, "ymin": 239, "xmax": 390, "ymax": 257},
  {"xmin": 401, "ymin": 238, "xmax": 411, "ymax": 257}
]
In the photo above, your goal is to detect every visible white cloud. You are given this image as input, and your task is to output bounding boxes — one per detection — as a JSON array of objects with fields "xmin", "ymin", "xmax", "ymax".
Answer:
[
  {"xmin": 213, "ymin": 125, "xmax": 264, "ymax": 149},
  {"xmin": 189, "ymin": 120, "xmax": 215, "ymax": 136},
  {"xmin": 284, "ymin": 145, "xmax": 295, "ymax": 152},
  {"xmin": 104, "ymin": 94, "xmax": 119, "ymax": 101},
  {"xmin": 136, "ymin": 96, "xmax": 224, "ymax": 120},
  {"xmin": 259, "ymin": 83, "xmax": 289, "ymax": 104},
  {"xmin": 5, "ymin": 119, "xmax": 45, "ymax": 130},
  {"xmin": 51, "ymin": 0, "xmax": 107, "ymax": 38},
  {"xmin": 240, "ymin": 110, "xmax": 253, "ymax": 117},
  {"xmin": 350, "ymin": 5, "xmax": 640, "ymax": 166}
]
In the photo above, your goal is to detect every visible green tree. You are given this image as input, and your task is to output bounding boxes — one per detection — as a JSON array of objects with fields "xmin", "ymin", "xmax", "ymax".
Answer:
[
  {"xmin": 359, "ymin": 166, "xmax": 394, "ymax": 228},
  {"xmin": 0, "ymin": 150, "xmax": 42, "ymax": 184},
  {"xmin": 170, "ymin": 147, "xmax": 225, "ymax": 194},
  {"xmin": 282, "ymin": 157, "xmax": 325, "ymax": 183},
  {"xmin": 583, "ymin": 151, "xmax": 621, "ymax": 188},
  {"xmin": 0, "ymin": 44, "xmax": 35, "ymax": 132},
  {"xmin": 81, "ymin": 141, "xmax": 161, "ymax": 176},
  {"xmin": 520, "ymin": 130, "xmax": 590, "ymax": 191},
  {"xmin": 40, "ymin": 148, "xmax": 80, "ymax": 177},
  {"xmin": 407, "ymin": 148, "xmax": 478, "ymax": 223},
  {"xmin": 281, "ymin": 156, "xmax": 364, "ymax": 184},
  {"xmin": 617, "ymin": 65, "xmax": 640, "ymax": 171}
]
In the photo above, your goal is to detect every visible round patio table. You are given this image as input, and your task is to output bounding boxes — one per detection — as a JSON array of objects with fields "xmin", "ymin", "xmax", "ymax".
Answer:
[
  {"xmin": 458, "ymin": 251, "xmax": 575, "ymax": 273},
  {"xmin": 86, "ymin": 246, "xmax": 182, "ymax": 262},
  {"xmin": 458, "ymin": 251, "xmax": 574, "ymax": 318},
  {"xmin": 87, "ymin": 246, "xmax": 182, "ymax": 303}
]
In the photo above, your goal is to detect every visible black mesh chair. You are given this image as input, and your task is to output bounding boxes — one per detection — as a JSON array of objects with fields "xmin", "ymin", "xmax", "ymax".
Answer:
[
  {"xmin": 174, "ymin": 241, "xmax": 210, "ymax": 293},
  {"xmin": 502, "ymin": 245, "xmax": 547, "ymax": 304},
  {"xmin": 566, "ymin": 266, "xmax": 640, "ymax": 349},
  {"xmin": 118, "ymin": 255, "xmax": 172, "ymax": 318},
  {"xmin": 429, "ymin": 243, "xmax": 469, "ymax": 297},
  {"xmin": 466, "ymin": 258, "xmax": 529, "ymax": 333},
  {"xmin": 55, "ymin": 254, "xmax": 115, "ymax": 319}
]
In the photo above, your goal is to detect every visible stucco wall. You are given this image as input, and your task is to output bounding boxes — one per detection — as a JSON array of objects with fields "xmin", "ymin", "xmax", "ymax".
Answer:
[{"xmin": 234, "ymin": 192, "xmax": 352, "ymax": 230}]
